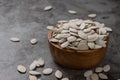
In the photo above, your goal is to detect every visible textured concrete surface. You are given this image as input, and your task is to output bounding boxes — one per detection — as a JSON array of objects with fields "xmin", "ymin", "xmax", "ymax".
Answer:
[{"xmin": 0, "ymin": 0, "xmax": 120, "ymax": 80}]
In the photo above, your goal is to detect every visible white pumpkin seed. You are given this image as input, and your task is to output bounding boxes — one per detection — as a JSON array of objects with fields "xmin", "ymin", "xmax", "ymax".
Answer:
[
  {"xmin": 94, "ymin": 45, "xmax": 102, "ymax": 49},
  {"xmin": 88, "ymin": 34, "xmax": 98, "ymax": 41},
  {"xmin": 68, "ymin": 10, "xmax": 77, "ymax": 14},
  {"xmin": 29, "ymin": 75, "xmax": 37, "ymax": 80},
  {"xmin": 78, "ymin": 31, "xmax": 88, "ymax": 39},
  {"xmin": 29, "ymin": 71, "xmax": 41, "ymax": 76},
  {"xmin": 59, "ymin": 39, "xmax": 66, "ymax": 43},
  {"xmin": 98, "ymin": 73, "xmax": 108, "ymax": 79},
  {"xmin": 90, "ymin": 26, "xmax": 98, "ymax": 29},
  {"xmin": 55, "ymin": 70, "xmax": 63, "ymax": 79},
  {"xmin": 91, "ymin": 73, "xmax": 99, "ymax": 80},
  {"xmin": 84, "ymin": 70, "xmax": 93, "ymax": 77},
  {"xmin": 99, "ymin": 28, "xmax": 107, "ymax": 34},
  {"xmin": 61, "ymin": 77, "xmax": 69, "ymax": 80},
  {"xmin": 79, "ymin": 23, "xmax": 86, "ymax": 29},
  {"xmin": 83, "ymin": 28, "xmax": 91, "ymax": 33},
  {"xmin": 37, "ymin": 57, "xmax": 45, "ymax": 67},
  {"xmin": 68, "ymin": 46, "xmax": 79, "ymax": 50},
  {"xmin": 88, "ymin": 42, "xmax": 95, "ymax": 49},
  {"xmin": 77, "ymin": 41, "xmax": 89, "ymax": 50},
  {"xmin": 10, "ymin": 37, "xmax": 20, "ymax": 42},
  {"xmin": 60, "ymin": 41, "xmax": 69, "ymax": 48},
  {"xmin": 50, "ymin": 38, "xmax": 59, "ymax": 43},
  {"xmin": 104, "ymin": 27, "xmax": 112, "ymax": 32},
  {"xmin": 44, "ymin": 6, "xmax": 52, "ymax": 11},
  {"xmin": 29, "ymin": 61, "xmax": 37, "ymax": 70},
  {"xmin": 88, "ymin": 14, "xmax": 96, "ymax": 18},
  {"xmin": 42, "ymin": 68, "xmax": 53, "ymax": 75},
  {"xmin": 69, "ymin": 28, "xmax": 78, "ymax": 33},
  {"xmin": 70, "ymin": 32, "xmax": 79, "ymax": 37},
  {"xmin": 71, "ymin": 42, "xmax": 79, "ymax": 46},
  {"xmin": 86, "ymin": 76, "xmax": 91, "ymax": 80},
  {"xmin": 63, "ymin": 23, "xmax": 70, "ymax": 30},
  {"xmin": 67, "ymin": 36, "xmax": 77, "ymax": 42},
  {"xmin": 47, "ymin": 26, "xmax": 54, "ymax": 30},
  {"xmin": 30, "ymin": 39, "xmax": 38, "ymax": 45},
  {"xmin": 95, "ymin": 39, "xmax": 106, "ymax": 47},
  {"xmin": 17, "ymin": 65, "xmax": 26, "ymax": 73},
  {"xmin": 61, "ymin": 30, "xmax": 69, "ymax": 33},
  {"xmin": 95, "ymin": 67, "xmax": 103, "ymax": 73},
  {"xmin": 58, "ymin": 20, "xmax": 68, "ymax": 23},
  {"xmin": 87, "ymin": 30, "xmax": 95, "ymax": 35},
  {"xmin": 55, "ymin": 34, "xmax": 70, "ymax": 39},
  {"xmin": 76, "ymin": 38, "xmax": 82, "ymax": 41},
  {"xmin": 103, "ymin": 65, "xmax": 110, "ymax": 72}
]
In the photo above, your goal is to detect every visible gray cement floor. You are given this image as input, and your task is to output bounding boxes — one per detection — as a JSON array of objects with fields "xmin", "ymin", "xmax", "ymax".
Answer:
[{"xmin": 0, "ymin": 0, "xmax": 120, "ymax": 80}]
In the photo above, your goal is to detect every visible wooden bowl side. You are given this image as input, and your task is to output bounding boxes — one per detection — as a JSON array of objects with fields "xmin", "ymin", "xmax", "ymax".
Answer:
[{"xmin": 48, "ymin": 31, "xmax": 108, "ymax": 69}]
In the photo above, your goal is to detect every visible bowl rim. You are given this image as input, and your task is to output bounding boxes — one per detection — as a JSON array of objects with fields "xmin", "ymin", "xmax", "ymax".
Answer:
[{"xmin": 48, "ymin": 31, "xmax": 108, "ymax": 53}]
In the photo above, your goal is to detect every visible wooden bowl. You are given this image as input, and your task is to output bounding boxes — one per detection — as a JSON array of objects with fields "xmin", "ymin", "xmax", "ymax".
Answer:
[{"xmin": 48, "ymin": 31, "xmax": 108, "ymax": 69}]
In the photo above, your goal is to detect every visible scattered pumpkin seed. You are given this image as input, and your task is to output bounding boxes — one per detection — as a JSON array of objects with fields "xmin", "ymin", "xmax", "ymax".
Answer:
[
  {"xmin": 44, "ymin": 6, "xmax": 52, "ymax": 11},
  {"xmin": 55, "ymin": 70, "xmax": 63, "ymax": 79},
  {"xmin": 30, "ymin": 38, "xmax": 38, "ymax": 45},
  {"xmin": 10, "ymin": 37, "xmax": 20, "ymax": 42},
  {"xmin": 42, "ymin": 68, "xmax": 53, "ymax": 75},
  {"xmin": 17, "ymin": 65, "xmax": 26, "ymax": 73}
]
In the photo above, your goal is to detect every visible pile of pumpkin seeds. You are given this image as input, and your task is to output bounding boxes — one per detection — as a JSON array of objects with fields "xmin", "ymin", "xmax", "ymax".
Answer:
[
  {"xmin": 17, "ymin": 57, "xmax": 68, "ymax": 80},
  {"xmin": 47, "ymin": 19, "xmax": 112, "ymax": 50},
  {"xmin": 84, "ymin": 65, "xmax": 110, "ymax": 80}
]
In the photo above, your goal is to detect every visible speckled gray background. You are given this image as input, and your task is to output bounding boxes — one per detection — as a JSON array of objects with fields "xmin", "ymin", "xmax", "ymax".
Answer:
[{"xmin": 0, "ymin": 0, "xmax": 120, "ymax": 80}]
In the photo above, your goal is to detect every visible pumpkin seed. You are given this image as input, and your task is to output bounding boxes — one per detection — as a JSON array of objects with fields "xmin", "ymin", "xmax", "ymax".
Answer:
[
  {"xmin": 99, "ymin": 28, "xmax": 107, "ymax": 34},
  {"xmin": 61, "ymin": 77, "xmax": 69, "ymax": 80},
  {"xmin": 55, "ymin": 70, "xmax": 63, "ymax": 79},
  {"xmin": 44, "ymin": 6, "xmax": 52, "ymax": 11},
  {"xmin": 78, "ymin": 31, "xmax": 88, "ymax": 39},
  {"xmin": 88, "ymin": 42, "xmax": 95, "ymax": 49},
  {"xmin": 83, "ymin": 28, "xmax": 91, "ymax": 33},
  {"xmin": 10, "ymin": 37, "xmax": 20, "ymax": 42},
  {"xmin": 55, "ymin": 34, "xmax": 70, "ymax": 39},
  {"xmin": 47, "ymin": 26, "xmax": 54, "ymax": 30},
  {"xmin": 42, "ymin": 68, "xmax": 53, "ymax": 75},
  {"xmin": 88, "ymin": 14, "xmax": 96, "ymax": 18},
  {"xmin": 67, "ymin": 36, "xmax": 77, "ymax": 42},
  {"xmin": 37, "ymin": 57, "xmax": 45, "ymax": 67},
  {"xmin": 50, "ymin": 38, "xmax": 59, "ymax": 43},
  {"xmin": 69, "ymin": 28, "xmax": 78, "ymax": 33},
  {"xmin": 59, "ymin": 39, "xmax": 66, "ymax": 43},
  {"xmin": 86, "ymin": 76, "xmax": 91, "ymax": 80},
  {"xmin": 60, "ymin": 41, "xmax": 69, "ymax": 48},
  {"xmin": 91, "ymin": 73, "xmax": 99, "ymax": 80},
  {"xmin": 95, "ymin": 67, "xmax": 103, "ymax": 73},
  {"xmin": 29, "ymin": 71, "xmax": 41, "ymax": 76},
  {"xmin": 104, "ymin": 27, "xmax": 112, "ymax": 32},
  {"xmin": 88, "ymin": 34, "xmax": 98, "ymax": 41},
  {"xmin": 30, "ymin": 39, "xmax": 38, "ymax": 45},
  {"xmin": 103, "ymin": 65, "xmax": 110, "ymax": 72},
  {"xmin": 79, "ymin": 23, "xmax": 86, "ymax": 29},
  {"xmin": 94, "ymin": 45, "xmax": 102, "ymax": 49},
  {"xmin": 29, "ymin": 61, "xmax": 37, "ymax": 70},
  {"xmin": 29, "ymin": 75, "xmax": 37, "ymax": 80},
  {"xmin": 68, "ymin": 10, "xmax": 77, "ymax": 14},
  {"xmin": 77, "ymin": 41, "xmax": 89, "ymax": 50},
  {"xmin": 84, "ymin": 70, "xmax": 93, "ymax": 77},
  {"xmin": 17, "ymin": 65, "xmax": 26, "ymax": 73},
  {"xmin": 98, "ymin": 73, "xmax": 108, "ymax": 79}
]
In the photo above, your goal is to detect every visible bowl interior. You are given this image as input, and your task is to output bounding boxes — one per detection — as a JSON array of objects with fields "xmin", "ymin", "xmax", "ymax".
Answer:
[{"xmin": 48, "ymin": 31, "xmax": 108, "ymax": 53}]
